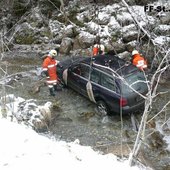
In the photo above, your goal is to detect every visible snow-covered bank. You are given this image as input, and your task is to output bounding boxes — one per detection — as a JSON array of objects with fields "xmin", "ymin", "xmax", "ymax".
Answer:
[
  {"xmin": 0, "ymin": 119, "xmax": 145, "ymax": 170},
  {"xmin": 0, "ymin": 94, "xmax": 53, "ymax": 131}
]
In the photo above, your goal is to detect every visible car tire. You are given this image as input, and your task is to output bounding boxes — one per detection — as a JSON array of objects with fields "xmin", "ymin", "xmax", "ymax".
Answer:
[{"xmin": 96, "ymin": 100, "xmax": 109, "ymax": 116}]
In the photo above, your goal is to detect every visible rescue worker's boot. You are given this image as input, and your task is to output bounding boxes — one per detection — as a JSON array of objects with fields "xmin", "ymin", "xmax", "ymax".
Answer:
[
  {"xmin": 49, "ymin": 87, "xmax": 55, "ymax": 96},
  {"xmin": 54, "ymin": 84, "xmax": 62, "ymax": 91},
  {"xmin": 53, "ymin": 84, "xmax": 58, "ymax": 92}
]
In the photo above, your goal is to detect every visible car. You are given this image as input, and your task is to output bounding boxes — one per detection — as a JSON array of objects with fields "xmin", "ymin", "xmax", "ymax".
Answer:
[{"xmin": 57, "ymin": 54, "xmax": 148, "ymax": 115}]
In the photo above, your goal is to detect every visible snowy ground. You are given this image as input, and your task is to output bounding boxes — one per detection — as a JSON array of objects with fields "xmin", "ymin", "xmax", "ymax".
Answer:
[{"xmin": 0, "ymin": 118, "xmax": 147, "ymax": 170}]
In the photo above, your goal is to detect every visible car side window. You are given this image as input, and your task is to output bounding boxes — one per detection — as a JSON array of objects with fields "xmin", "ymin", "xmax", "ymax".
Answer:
[
  {"xmin": 79, "ymin": 64, "xmax": 90, "ymax": 79},
  {"xmin": 90, "ymin": 69, "xmax": 100, "ymax": 84},
  {"xmin": 72, "ymin": 65, "xmax": 81, "ymax": 75},
  {"xmin": 101, "ymin": 73, "xmax": 116, "ymax": 91}
]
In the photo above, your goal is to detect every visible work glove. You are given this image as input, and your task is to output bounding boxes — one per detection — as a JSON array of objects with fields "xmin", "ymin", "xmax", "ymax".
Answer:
[{"xmin": 41, "ymin": 70, "xmax": 49, "ymax": 79}]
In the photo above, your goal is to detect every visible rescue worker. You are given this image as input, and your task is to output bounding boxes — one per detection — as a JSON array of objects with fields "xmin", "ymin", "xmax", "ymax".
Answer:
[
  {"xmin": 131, "ymin": 50, "xmax": 147, "ymax": 71},
  {"xmin": 42, "ymin": 49, "xmax": 59, "ymax": 96},
  {"xmin": 99, "ymin": 44, "xmax": 105, "ymax": 55},
  {"xmin": 92, "ymin": 38, "xmax": 105, "ymax": 56}
]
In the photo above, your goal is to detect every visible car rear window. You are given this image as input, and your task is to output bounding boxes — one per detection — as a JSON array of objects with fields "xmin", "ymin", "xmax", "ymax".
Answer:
[{"xmin": 121, "ymin": 71, "xmax": 147, "ymax": 94}]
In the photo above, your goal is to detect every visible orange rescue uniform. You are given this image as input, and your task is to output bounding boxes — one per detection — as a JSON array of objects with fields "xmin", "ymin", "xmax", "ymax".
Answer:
[
  {"xmin": 93, "ymin": 44, "xmax": 99, "ymax": 56},
  {"xmin": 92, "ymin": 44, "xmax": 105, "ymax": 56},
  {"xmin": 42, "ymin": 56, "xmax": 58, "ymax": 84},
  {"xmin": 132, "ymin": 54, "xmax": 147, "ymax": 71}
]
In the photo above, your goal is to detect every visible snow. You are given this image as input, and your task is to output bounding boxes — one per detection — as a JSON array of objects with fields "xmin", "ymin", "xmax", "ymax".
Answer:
[
  {"xmin": 108, "ymin": 16, "xmax": 121, "ymax": 30},
  {"xmin": 87, "ymin": 21, "xmax": 101, "ymax": 33},
  {"xmin": 153, "ymin": 36, "xmax": 170, "ymax": 45},
  {"xmin": 0, "ymin": 118, "xmax": 145, "ymax": 170},
  {"xmin": 0, "ymin": 94, "xmax": 52, "ymax": 130},
  {"xmin": 66, "ymin": 24, "xmax": 74, "ymax": 29},
  {"xmin": 98, "ymin": 11, "xmax": 110, "ymax": 22},
  {"xmin": 79, "ymin": 31, "xmax": 94, "ymax": 38},
  {"xmin": 0, "ymin": 95, "xmax": 148, "ymax": 170},
  {"xmin": 158, "ymin": 25, "xmax": 170, "ymax": 31},
  {"xmin": 156, "ymin": 120, "xmax": 170, "ymax": 152},
  {"xmin": 131, "ymin": 6, "xmax": 155, "ymax": 25},
  {"xmin": 121, "ymin": 24, "xmax": 136, "ymax": 33},
  {"xmin": 99, "ymin": 25, "xmax": 111, "ymax": 38},
  {"xmin": 117, "ymin": 11, "xmax": 133, "ymax": 23},
  {"xmin": 101, "ymin": 4, "xmax": 121, "ymax": 14}
]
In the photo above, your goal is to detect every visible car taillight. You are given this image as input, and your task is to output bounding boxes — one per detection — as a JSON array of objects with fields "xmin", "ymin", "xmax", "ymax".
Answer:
[{"xmin": 120, "ymin": 98, "xmax": 127, "ymax": 107}]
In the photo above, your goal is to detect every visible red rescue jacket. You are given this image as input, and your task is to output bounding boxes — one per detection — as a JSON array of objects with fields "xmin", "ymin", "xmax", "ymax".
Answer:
[
  {"xmin": 93, "ymin": 44, "xmax": 105, "ymax": 56},
  {"xmin": 42, "ymin": 56, "xmax": 58, "ymax": 84},
  {"xmin": 132, "ymin": 54, "xmax": 147, "ymax": 71},
  {"xmin": 93, "ymin": 44, "xmax": 99, "ymax": 56}
]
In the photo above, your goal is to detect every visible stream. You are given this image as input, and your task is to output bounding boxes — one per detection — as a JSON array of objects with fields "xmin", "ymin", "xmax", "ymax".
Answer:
[{"xmin": 1, "ymin": 53, "xmax": 170, "ymax": 170}]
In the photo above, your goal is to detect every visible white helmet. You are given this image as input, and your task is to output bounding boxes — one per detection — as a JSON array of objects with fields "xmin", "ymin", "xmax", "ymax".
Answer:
[
  {"xmin": 49, "ymin": 50, "xmax": 57, "ymax": 57},
  {"xmin": 132, "ymin": 50, "xmax": 139, "ymax": 56}
]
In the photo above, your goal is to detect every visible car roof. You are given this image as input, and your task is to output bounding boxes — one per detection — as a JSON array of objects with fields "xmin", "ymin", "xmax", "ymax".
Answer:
[{"xmin": 81, "ymin": 54, "xmax": 139, "ymax": 77}]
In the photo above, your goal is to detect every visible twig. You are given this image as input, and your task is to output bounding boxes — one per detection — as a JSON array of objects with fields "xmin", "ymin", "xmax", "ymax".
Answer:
[{"xmin": 147, "ymin": 101, "xmax": 170, "ymax": 123}]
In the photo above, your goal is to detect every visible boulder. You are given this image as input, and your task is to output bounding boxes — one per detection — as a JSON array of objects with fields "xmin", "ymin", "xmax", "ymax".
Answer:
[
  {"xmin": 154, "ymin": 25, "xmax": 170, "ymax": 36},
  {"xmin": 122, "ymin": 31, "xmax": 139, "ymax": 43},
  {"xmin": 12, "ymin": 0, "xmax": 31, "ymax": 17},
  {"xmin": 52, "ymin": 33, "xmax": 63, "ymax": 44},
  {"xmin": 73, "ymin": 31, "xmax": 95, "ymax": 49},
  {"xmin": 64, "ymin": 25, "xmax": 78, "ymax": 38},
  {"xmin": 117, "ymin": 11, "xmax": 134, "ymax": 26},
  {"xmin": 97, "ymin": 11, "xmax": 110, "ymax": 25},
  {"xmin": 126, "ymin": 40, "xmax": 138, "ymax": 52},
  {"xmin": 28, "ymin": 7, "xmax": 47, "ymax": 28},
  {"xmin": 159, "ymin": 13, "xmax": 170, "ymax": 25},
  {"xmin": 14, "ymin": 8, "xmax": 53, "ymax": 44},
  {"xmin": 134, "ymin": 0, "xmax": 158, "ymax": 5},
  {"xmin": 14, "ymin": 23, "xmax": 36, "ymax": 44},
  {"xmin": 118, "ymin": 51, "xmax": 131, "ymax": 60},
  {"xmin": 86, "ymin": 21, "xmax": 101, "ymax": 35},
  {"xmin": 76, "ymin": 9, "xmax": 94, "ymax": 23},
  {"xmin": 105, "ymin": 41, "xmax": 126, "ymax": 54},
  {"xmin": 59, "ymin": 37, "xmax": 73, "ymax": 54},
  {"xmin": 108, "ymin": 16, "xmax": 121, "ymax": 31},
  {"xmin": 121, "ymin": 24, "xmax": 138, "ymax": 43}
]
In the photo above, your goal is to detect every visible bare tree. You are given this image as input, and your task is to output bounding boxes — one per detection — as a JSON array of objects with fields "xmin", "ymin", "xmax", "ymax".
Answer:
[
  {"xmin": 120, "ymin": 0, "xmax": 170, "ymax": 166},
  {"xmin": 0, "ymin": 33, "xmax": 7, "ymax": 118},
  {"xmin": 128, "ymin": 50, "xmax": 170, "ymax": 166}
]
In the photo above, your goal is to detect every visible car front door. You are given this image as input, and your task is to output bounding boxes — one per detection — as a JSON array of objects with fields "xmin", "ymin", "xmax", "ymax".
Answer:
[
  {"xmin": 67, "ymin": 64, "xmax": 90, "ymax": 96},
  {"xmin": 77, "ymin": 64, "xmax": 90, "ymax": 96}
]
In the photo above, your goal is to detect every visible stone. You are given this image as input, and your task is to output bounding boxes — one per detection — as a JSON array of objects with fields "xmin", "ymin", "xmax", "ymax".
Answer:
[
  {"xmin": 59, "ymin": 37, "xmax": 73, "ymax": 54},
  {"xmin": 73, "ymin": 31, "xmax": 95, "ymax": 50}
]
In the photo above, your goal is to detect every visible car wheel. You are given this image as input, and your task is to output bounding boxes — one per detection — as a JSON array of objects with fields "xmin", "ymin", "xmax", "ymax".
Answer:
[{"xmin": 96, "ymin": 100, "xmax": 109, "ymax": 116}]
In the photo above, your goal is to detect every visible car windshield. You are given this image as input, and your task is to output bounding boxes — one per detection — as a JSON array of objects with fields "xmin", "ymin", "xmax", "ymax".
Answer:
[{"xmin": 121, "ymin": 71, "xmax": 147, "ymax": 94}]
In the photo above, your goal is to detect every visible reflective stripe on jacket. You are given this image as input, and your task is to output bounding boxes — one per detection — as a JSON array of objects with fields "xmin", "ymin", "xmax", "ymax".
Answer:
[
  {"xmin": 132, "ymin": 54, "xmax": 147, "ymax": 70},
  {"xmin": 42, "ymin": 56, "xmax": 58, "ymax": 83}
]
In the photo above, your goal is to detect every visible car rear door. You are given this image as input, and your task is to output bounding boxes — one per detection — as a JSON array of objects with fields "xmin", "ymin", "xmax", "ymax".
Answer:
[
  {"xmin": 90, "ymin": 69, "xmax": 120, "ymax": 111},
  {"xmin": 99, "ymin": 72, "xmax": 120, "ymax": 111}
]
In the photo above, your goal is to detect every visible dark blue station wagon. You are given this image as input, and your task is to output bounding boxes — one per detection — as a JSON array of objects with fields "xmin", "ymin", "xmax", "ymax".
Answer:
[{"xmin": 57, "ymin": 54, "xmax": 148, "ymax": 115}]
